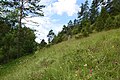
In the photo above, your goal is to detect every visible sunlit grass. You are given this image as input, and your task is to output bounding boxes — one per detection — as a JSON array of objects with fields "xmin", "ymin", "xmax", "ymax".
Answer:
[{"xmin": 0, "ymin": 29, "xmax": 120, "ymax": 80}]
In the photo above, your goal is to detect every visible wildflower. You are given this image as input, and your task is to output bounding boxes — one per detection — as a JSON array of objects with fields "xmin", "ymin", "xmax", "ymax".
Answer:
[
  {"xmin": 75, "ymin": 70, "xmax": 78, "ymax": 77},
  {"xmin": 112, "ymin": 45, "xmax": 114, "ymax": 48},
  {"xmin": 60, "ymin": 66, "xmax": 62, "ymax": 69},
  {"xmin": 90, "ymin": 69, "xmax": 92, "ymax": 76},
  {"xmin": 75, "ymin": 73, "xmax": 78, "ymax": 77},
  {"xmin": 84, "ymin": 64, "xmax": 87, "ymax": 67}
]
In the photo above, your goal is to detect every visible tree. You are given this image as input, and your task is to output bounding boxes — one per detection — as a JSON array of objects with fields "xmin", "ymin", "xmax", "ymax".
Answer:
[
  {"xmin": 68, "ymin": 20, "xmax": 73, "ymax": 27},
  {"xmin": 67, "ymin": 20, "xmax": 73, "ymax": 36},
  {"xmin": 73, "ymin": 19, "xmax": 79, "ymax": 26},
  {"xmin": 105, "ymin": 0, "xmax": 120, "ymax": 16},
  {"xmin": 78, "ymin": 0, "xmax": 89, "ymax": 21},
  {"xmin": 0, "ymin": 20, "xmax": 10, "ymax": 40},
  {"xmin": 0, "ymin": 27, "xmax": 37, "ymax": 63},
  {"xmin": 0, "ymin": 20, "xmax": 11, "ymax": 63},
  {"xmin": 52, "ymin": 32, "xmax": 63, "ymax": 44},
  {"xmin": 62, "ymin": 25, "xmax": 68, "ymax": 34},
  {"xmin": 39, "ymin": 39, "xmax": 47, "ymax": 49},
  {"xmin": 0, "ymin": 0, "xmax": 45, "ymax": 28},
  {"xmin": 47, "ymin": 30, "xmax": 55, "ymax": 43},
  {"xmin": 114, "ymin": 14, "xmax": 120, "ymax": 28},
  {"xmin": 77, "ymin": 0, "xmax": 90, "ymax": 33},
  {"xmin": 22, "ymin": 27, "xmax": 37, "ymax": 54},
  {"xmin": 0, "ymin": 0, "xmax": 44, "ymax": 57},
  {"xmin": 89, "ymin": 0, "xmax": 99, "ymax": 24},
  {"xmin": 94, "ymin": 7, "xmax": 109, "ymax": 31},
  {"xmin": 104, "ymin": 15, "xmax": 115, "ymax": 30}
]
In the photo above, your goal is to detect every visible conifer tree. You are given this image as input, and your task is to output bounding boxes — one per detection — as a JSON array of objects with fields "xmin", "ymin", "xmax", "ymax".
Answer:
[
  {"xmin": 78, "ymin": 0, "xmax": 90, "ymax": 33},
  {"xmin": 90, "ymin": 0, "xmax": 99, "ymax": 24},
  {"xmin": 47, "ymin": 30, "xmax": 55, "ymax": 43},
  {"xmin": 105, "ymin": 0, "xmax": 120, "ymax": 15},
  {"xmin": 95, "ymin": 7, "xmax": 109, "ymax": 31}
]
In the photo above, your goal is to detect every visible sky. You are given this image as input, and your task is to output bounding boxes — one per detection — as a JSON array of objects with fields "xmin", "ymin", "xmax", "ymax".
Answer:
[{"xmin": 23, "ymin": 0, "xmax": 92, "ymax": 43}]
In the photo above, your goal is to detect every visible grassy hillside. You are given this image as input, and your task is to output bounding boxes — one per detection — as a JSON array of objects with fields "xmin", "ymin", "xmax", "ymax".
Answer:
[{"xmin": 0, "ymin": 29, "xmax": 120, "ymax": 80}]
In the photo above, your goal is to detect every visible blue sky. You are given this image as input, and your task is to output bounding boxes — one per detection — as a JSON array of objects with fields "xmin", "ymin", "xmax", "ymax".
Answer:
[{"xmin": 23, "ymin": 0, "xmax": 92, "ymax": 43}]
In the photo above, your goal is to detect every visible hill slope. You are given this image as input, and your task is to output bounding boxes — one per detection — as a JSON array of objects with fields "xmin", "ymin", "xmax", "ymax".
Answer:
[{"xmin": 0, "ymin": 29, "xmax": 120, "ymax": 80}]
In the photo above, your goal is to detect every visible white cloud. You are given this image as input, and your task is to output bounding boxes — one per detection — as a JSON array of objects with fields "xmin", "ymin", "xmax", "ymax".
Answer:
[
  {"xmin": 22, "ymin": 17, "xmax": 63, "ymax": 43},
  {"xmin": 53, "ymin": 0, "xmax": 78, "ymax": 16},
  {"xmin": 46, "ymin": 0, "xmax": 79, "ymax": 16}
]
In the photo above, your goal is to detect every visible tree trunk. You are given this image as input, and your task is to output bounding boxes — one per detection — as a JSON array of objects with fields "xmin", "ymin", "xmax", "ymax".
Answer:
[{"xmin": 17, "ymin": 0, "xmax": 23, "ymax": 57}]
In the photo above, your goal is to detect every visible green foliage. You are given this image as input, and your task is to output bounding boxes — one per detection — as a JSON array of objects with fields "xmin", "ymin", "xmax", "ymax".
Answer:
[
  {"xmin": 47, "ymin": 30, "xmax": 55, "ymax": 43},
  {"xmin": 73, "ymin": 19, "xmax": 79, "ymax": 26},
  {"xmin": 0, "ymin": 20, "xmax": 11, "ymax": 47},
  {"xmin": 94, "ymin": 7, "xmax": 109, "ymax": 32},
  {"xmin": 114, "ymin": 14, "xmax": 120, "ymax": 28},
  {"xmin": 89, "ymin": 0, "xmax": 99, "ymax": 24},
  {"xmin": 75, "ymin": 34, "xmax": 84, "ymax": 39},
  {"xmin": 94, "ymin": 13, "xmax": 120, "ymax": 32},
  {"xmin": 82, "ymin": 31, "xmax": 89, "ymax": 37},
  {"xmin": 68, "ymin": 20, "xmax": 73, "ymax": 27},
  {"xmin": 0, "ymin": 0, "xmax": 45, "ymax": 27},
  {"xmin": 0, "ymin": 0, "xmax": 44, "ymax": 64},
  {"xmin": 21, "ymin": 27, "xmax": 37, "ymax": 54},
  {"xmin": 39, "ymin": 39, "xmax": 47, "ymax": 49},
  {"xmin": 106, "ymin": 0, "xmax": 120, "ymax": 16},
  {"xmin": 78, "ymin": 0, "xmax": 89, "ymax": 21},
  {"xmin": 71, "ymin": 25, "xmax": 79, "ymax": 35},
  {"xmin": 104, "ymin": 16, "xmax": 115, "ymax": 30},
  {"xmin": 0, "ymin": 26, "xmax": 37, "ymax": 64},
  {"xmin": 52, "ymin": 24, "xmax": 73, "ymax": 44}
]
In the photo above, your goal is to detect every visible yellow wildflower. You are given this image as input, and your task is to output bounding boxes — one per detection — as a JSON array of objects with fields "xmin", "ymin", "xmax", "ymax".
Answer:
[{"xmin": 112, "ymin": 45, "xmax": 114, "ymax": 48}]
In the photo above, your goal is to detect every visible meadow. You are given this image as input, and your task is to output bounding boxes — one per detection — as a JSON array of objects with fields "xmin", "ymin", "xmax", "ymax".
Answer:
[{"xmin": 0, "ymin": 29, "xmax": 120, "ymax": 80}]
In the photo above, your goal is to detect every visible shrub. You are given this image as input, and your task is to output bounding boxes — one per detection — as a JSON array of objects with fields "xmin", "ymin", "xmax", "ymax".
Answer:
[
  {"xmin": 114, "ymin": 14, "xmax": 120, "ymax": 28},
  {"xmin": 75, "ymin": 34, "xmax": 83, "ymax": 39}
]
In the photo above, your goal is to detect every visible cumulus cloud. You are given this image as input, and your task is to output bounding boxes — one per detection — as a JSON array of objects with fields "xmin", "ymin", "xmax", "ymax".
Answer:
[
  {"xmin": 43, "ymin": 0, "xmax": 79, "ymax": 16},
  {"xmin": 52, "ymin": 0, "xmax": 79, "ymax": 16}
]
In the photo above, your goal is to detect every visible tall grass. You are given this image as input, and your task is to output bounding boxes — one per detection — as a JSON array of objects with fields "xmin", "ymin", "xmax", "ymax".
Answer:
[{"xmin": 0, "ymin": 29, "xmax": 120, "ymax": 80}]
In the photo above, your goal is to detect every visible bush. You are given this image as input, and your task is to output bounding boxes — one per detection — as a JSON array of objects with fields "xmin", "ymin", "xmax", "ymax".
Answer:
[
  {"xmin": 0, "ymin": 27, "xmax": 37, "ymax": 64},
  {"xmin": 104, "ymin": 16, "xmax": 115, "ymax": 30},
  {"xmin": 83, "ymin": 32, "xmax": 89, "ymax": 37},
  {"xmin": 114, "ymin": 14, "xmax": 120, "ymax": 28},
  {"xmin": 75, "ymin": 34, "xmax": 83, "ymax": 39}
]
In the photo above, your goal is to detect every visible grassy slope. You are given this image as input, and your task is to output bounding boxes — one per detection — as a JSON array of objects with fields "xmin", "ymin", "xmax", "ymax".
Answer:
[{"xmin": 0, "ymin": 29, "xmax": 120, "ymax": 80}]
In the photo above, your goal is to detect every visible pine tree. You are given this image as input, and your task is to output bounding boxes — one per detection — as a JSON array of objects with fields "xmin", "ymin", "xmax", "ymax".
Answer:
[
  {"xmin": 90, "ymin": 0, "xmax": 99, "ymax": 24},
  {"xmin": 68, "ymin": 20, "xmax": 73, "ymax": 27},
  {"xmin": 0, "ymin": 0, "xmax": 44, "ymax": 56},
  {"xmin": 78, "ymin": 0, "xmax": 90, "ymax": 33},
  {"xmin": 47, "ymin": 30, "xmax": 55, "ymax": 43},
  {"xmin": 106, "ymin": 0, "xmax": 120, "ymax": 16},
  {"xmin": 0, "ymin": 0, "xmax": 45, "ymax": 28},
  {"xmin": 62, "ymin": 25, "xmax": 68, "ymax": 34},
  {"xmin": 39, "ymin": 39, "xmax": 47, "ymax": 49},
  {"xmin": 78, "ymin": 0, "xmax": 89, "ymax": 21},
  {"xmin": 95, "ymin": 7, "xmax": 109, "ymax": 31},
  {"xmin": 73, "ymin": 19, "xmax": 79, "ymax": 26}
]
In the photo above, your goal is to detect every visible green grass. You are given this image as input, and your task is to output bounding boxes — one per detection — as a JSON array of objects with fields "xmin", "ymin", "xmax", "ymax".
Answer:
[{"xmin": 0, "ymin": 29, "xmax": 120, "ymax": 80}]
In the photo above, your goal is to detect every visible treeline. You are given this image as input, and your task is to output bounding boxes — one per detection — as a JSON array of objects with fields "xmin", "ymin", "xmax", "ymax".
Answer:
[{"xmin": 47, "ymin": 0, "xmax": 120, "ymax": 44}]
